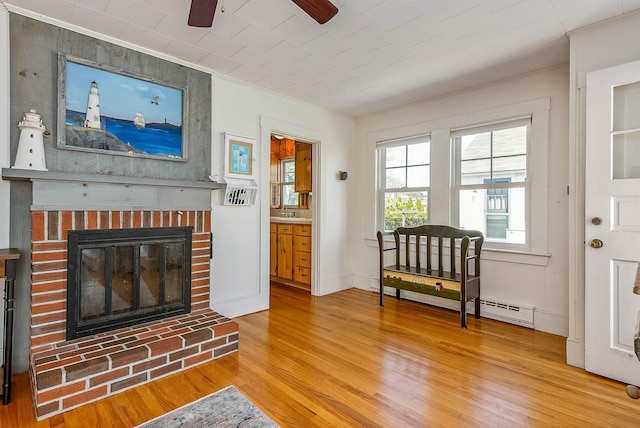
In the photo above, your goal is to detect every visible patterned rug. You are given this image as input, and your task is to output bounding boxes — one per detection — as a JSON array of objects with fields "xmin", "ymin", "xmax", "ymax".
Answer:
[{"xmin": 136, "ymin": 386, "xmax": 280, "ymax": 428}]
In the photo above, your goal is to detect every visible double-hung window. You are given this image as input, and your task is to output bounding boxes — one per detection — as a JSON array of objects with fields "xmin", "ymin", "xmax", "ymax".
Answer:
[
  {"xmin": 452, "ymin": 118, "xmax": 530, "ymax": 246},
  {"xmin": 281, "ymin": 158, "xmax": 298, "ymax": 207},
  {"xmin": 376, "ymin": 136, "xmax": 430, "ymax": 233}
]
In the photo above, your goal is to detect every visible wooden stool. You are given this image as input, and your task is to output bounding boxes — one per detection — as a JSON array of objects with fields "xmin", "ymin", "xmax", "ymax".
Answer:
[{"xmin": 1, "ymin": 248, "xmax": 20, "ymax": 405}]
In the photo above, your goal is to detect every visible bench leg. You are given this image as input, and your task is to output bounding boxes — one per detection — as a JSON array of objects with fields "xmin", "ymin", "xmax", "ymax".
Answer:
[{"xmin": 379, "ymin": 278, "xmax": 384, "ymax": 307}]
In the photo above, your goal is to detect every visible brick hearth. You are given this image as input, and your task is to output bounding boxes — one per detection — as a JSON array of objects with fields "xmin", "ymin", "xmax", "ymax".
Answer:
[{"xmin": 28, "ymin": 209, "xmax": 239, "ymax": 420}]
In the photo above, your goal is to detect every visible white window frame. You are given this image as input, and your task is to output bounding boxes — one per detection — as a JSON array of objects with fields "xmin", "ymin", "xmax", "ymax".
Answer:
[
  {"xmin": 376, "ymin": 135, "xmax": 431, "ymax": 233},
  {"xmin": 452, "ymin": 117, "xmax": 531, "ymax": 250},
  {"xmin": 281, "ymin": 157, "xmax": 298, "ymax": 208}
]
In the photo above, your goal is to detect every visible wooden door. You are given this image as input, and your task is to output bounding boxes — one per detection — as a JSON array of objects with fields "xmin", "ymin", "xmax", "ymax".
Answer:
[
  {"xmin": 295, "ymin": 142, "xmax": 312, "ymax": 193},
  {"xmin": 585, "ymin": 59, "xmax": 640, "ymax": 386}
]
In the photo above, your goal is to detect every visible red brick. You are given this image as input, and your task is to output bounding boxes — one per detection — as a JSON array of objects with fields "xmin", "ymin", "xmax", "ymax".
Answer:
[
  {"xmin": 169, "ymin": 345, "xmax": 198, "ymax": 362},
  {"xmin": 182, "ymin": 329, "xmax": 212, "ymax": 346},
  {"xmin": 163, "ymin": 211, "xmax": 170, "ymax": 227},
  {"xmin": 204, "ymin": 211, "xmax": 211, "ymax": 232},
  {"xmin": 213, "ymin": 321, "xmax": 239, "ymax": 338},
  {"xmin": 37, "ymin": 380, "xmax": 85, "ymax": 403},
  {"xmin": 84, "ymin": 345, "xmax": 125, "ymax": 360},
  {"xmin": 132, "ymin": 356, "xmax": 167, "ymax": 374},
  {"xmin": 214, "ymin": 342, "xmax": 239, "ymax": 358},
  {"xmin": 66, "ymin": 357, "xmax": 110, "ymax": 382},
  {"xmin": 184, "ymin": 350, "xmax": 212, "ymax": 368},
  {"xmin": 62, "ymin": 385, "xmax": 108, "ymax": 409},
  {"xmin": 32, "ymin": 250, "xmax": 67, "ymax": 263},
  {"xmin": 148, "ymin": 336, "xmax": 183, "ymax": 356},
  {"xmin": 150, "ymin": 361, "xmax": 182, "ymax": 379},
  {"xmin": 110, "ymin": 347, "xmax": 149, "ymax": 367},
  {"xmin": 192, "ymin": 302, "xmax": 209, "ymax": 310},
  {"xmin": 89, "ymin": 366, "xmax": 129, "ymax": 387},
  {"xmin": 32, "ymin": 301, "xmax": 66, "ymax": 315},
  {"xmin": 32, "ymin": 332, "xmax": 66, "ymax": 348},
  {"xmin": 59, "ymin": 345, "xmax": 100, "ymax": 360},
  {"xmin": 32, "ymin": 270, "xmax": 67, "ymax": 283},
  {"xmin": 37, "ymin": 356, "xmax": 83, "ymax": 373},
  {"xmin": 188, "ymin": 211, "xmax": 195, "ymax": 227},
  {"xmin": 99, "ymin": 211, "xmax": 110, "ymax": 229},
  {"xmin": 32, "ymin": 291, "xmax": 66, "ymax": 304},
  {"xmin": 31, "ymin": 321, "xmax": 66, "ymax": 337},
  {"xmin": 133, "ymin": 211, "xmax": 142, "ymax": 228},
  {"xmin": 123, "ymin": 211, "xmax": 132, "ymax": 228},
  {"xmin": 100, "ymin": 336, "xmax": 138, "ymax": 349},
  {"xmin": 152, "ymin": 211, "xmax": 161, "ymax": 228},
  {"xmin": 36, "ymin": 401, "xmax": 60, "ymax": 419},
  {"xmin": 112, "ymin": 211, "xmax": 122, "ymax": 229},
  {"xmin": 110, "ymin": 373, "xmax": 147, "ymax": 393},
  {"xmin": 36, "ymin": 368, "xmax": 62, "ymax": 390},
  {"xmin": 32, "ymin": 212, "xmax": 45, "ymax": 242},
  {"xmin": 48, "ymin": 211, "xmax": 60, "ymax": 241},
  {"xmin": 32, "ymin": 261, "xmax": 67, "ymax": 272},
  {"xmin": 74, "ymin": 211, "xmax": 85, "ymax": 230},
  {"xmin": 32, "ymin": 311, "xmax": 66, "ymax": 326},
  {"xmin": 201, "ymin": 338, "xmax": 226, "ymax": 352},
  {"xmin": 87, "ymin": 211, "xmax": 98, "ymax": 230},
  {"xmin": 143, "ymin": 211, "xmax": 152, "ymax": 227},
  {"xmin": 33, "ymin": 241, "xmax": 67, "ymax": 252}
]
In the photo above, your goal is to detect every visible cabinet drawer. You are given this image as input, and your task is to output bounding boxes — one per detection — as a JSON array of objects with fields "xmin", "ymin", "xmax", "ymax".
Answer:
[
  {"xmin": 295, "ymin": 266, "xmax": 311, "ymax": 284},
  {"xmin": 294, "ymin": 236, "xmax": 311, "ymax": 251},
  {"xmin": 293, "ymin": 224, "xmax": 311, "ymax": 236},
  {"xmin": 277, "ymin": 224, "xmax": 293, "ymax": 234},
  {"xmin": 294, "ymin": 251, "xmax": 311, "ymax": 268},
  {"xmin": 270, "ymin": 223, "xmax": 277, "ymax": 233}
]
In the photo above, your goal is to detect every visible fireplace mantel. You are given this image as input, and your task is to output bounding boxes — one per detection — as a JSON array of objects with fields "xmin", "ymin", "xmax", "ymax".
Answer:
[
  {"xmin": 2, "ymin": 168, "xmax": 226, "ymax": 211},
  {"xmin": 2, "ymin": 168, "xmax": 225, "ymax": 190}
]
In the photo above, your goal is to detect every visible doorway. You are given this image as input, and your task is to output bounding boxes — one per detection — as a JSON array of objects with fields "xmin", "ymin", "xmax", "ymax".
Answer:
[{"xmin": 269, "ymin": 133, "xmax": 314, "ymax": 292}]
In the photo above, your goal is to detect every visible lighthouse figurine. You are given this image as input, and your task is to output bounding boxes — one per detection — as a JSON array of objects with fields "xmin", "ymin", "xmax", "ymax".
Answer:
[
  {"xmin": 12, "ymin": 109, "xmax": 48, "ymax": 171},
  {"xmin": 85, "ymin": 80, "xmax": 101, "ymax": 129}
]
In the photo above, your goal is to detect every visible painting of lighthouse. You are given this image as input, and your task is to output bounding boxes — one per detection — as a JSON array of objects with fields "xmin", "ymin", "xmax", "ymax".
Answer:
[{"xmin": 58, "ymin": 54, "xmax": 186, "ymax": 160}]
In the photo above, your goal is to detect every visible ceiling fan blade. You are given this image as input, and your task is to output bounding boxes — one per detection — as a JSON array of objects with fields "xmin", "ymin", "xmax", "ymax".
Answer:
[
  {"xmin": 291, "ymin": 0, "xmax": 338, "ymax": 24},
  {"xmin": 188, "ymin": 0, "xmax": 219, "ymax": 28}
]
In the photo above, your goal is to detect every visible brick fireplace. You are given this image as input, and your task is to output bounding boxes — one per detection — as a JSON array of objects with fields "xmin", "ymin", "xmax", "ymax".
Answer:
[{"xmin": 25, "ymin": 207, "xmax": 238, "ymax": 420}]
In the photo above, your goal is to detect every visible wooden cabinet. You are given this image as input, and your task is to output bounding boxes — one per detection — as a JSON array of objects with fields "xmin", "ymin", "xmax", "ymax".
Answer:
[
  {"xmin": 295, "ymin": 142, "xmax": 312, "ymax": 193},
  {"xmin": 271, "ymin": 222, "xmax": 311, "ymax": 289},
  {"xmin": 279, "ymin": 138, "xmax": 295, "ymax": 158},
  {"xmin": 293, "ymin": 224, "xmax": 311, "ymax": 285}
]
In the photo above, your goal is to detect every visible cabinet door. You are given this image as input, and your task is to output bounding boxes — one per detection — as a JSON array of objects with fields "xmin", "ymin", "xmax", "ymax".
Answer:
[
  {"xmin": 270, "ymin": 231, "xmax": 278, "ymax": 276},
  {"xmin": 277, "ymin": 233, "xmax": 293, "ymax": 280},
  {"xmin": 295, "ymin": 142, "xmax": 312, "ymax": 193}
]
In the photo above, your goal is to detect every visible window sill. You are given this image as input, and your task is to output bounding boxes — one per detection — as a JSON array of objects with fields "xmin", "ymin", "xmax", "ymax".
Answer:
[{"xmin": 366, "ymin": 236, "xmax": 550, "ymax": 267}]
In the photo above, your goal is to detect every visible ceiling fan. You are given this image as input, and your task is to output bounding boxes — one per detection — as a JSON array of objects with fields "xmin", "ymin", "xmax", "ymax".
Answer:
[{"xmin": 188, "ymin": 0, "xmax": 339, "ymax": 28}]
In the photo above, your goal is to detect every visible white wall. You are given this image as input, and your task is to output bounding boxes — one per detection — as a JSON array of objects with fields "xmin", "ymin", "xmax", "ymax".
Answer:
[
  {"xmin": 209, "ymin": 77, "xmax": 356, "ymax": 318},
  {"xmin": 567, "ymin": 9, "xmax": 640, "ymax": 367},
  {"xmin": 352, "ymin": 66, "xmax": 570, "ymax": 336}
]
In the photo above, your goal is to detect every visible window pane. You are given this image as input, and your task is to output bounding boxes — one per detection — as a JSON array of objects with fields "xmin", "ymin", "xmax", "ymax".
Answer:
[
  {"xmin": 460, "ymin": 159, "xmax": 491, "ymax": 185},
  {"xmin": 493, "ymin": 155, "xmax": 526, "ymax": 182},
  {"xmin": 460, "ymin": 132, "xmax": 491, "ymax": 160},
  {"xmin": 80, "ymin": 248, "xmax": 106, "ymax": 321},
  {"xmin": 385, "ymin": 146, "xmax": 406, "ymax": 167},
  {"xmin": 407, "ymin": 142, "xmax": 430, "ymax": 165},
  {"xmin": 407, "ymin": 165, "xmax": 430, "ymax": 187},
  {"xmin": 165, "ymin": 243, "xmax": 184, "ymax": 304},
  {"xmin": 283, "ymin": 160, "xmax": 295, "ymax": 182},
  {"xmin": 282, "ymin": 184, "xmax": 298, "ymax": 206},
  {"xmin": 493, "ymin": 126, "xmax": 527, "ymax": 157},
  {"xmin": 112, "ymin": 246, "xmax": 134, "ymax": 315},
  {"xmin": 386, "ymin": 167, "xmax": 406, "ymax": 188},
  {"xmin": 139, "ymin": 244, "xmax": 160, "ymax": 309},
  {"xmin": 383, "ymin": 191, "xmax": 428, "ymax": 232},
  {"xmin": 458, "ymin": 186, "xmax": 525, "ymax": 244}
]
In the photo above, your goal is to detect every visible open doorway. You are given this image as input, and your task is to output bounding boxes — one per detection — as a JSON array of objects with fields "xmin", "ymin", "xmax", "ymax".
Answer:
[{"xmin": 269, "ymin": 133, "xmax": 314, "ymax": 292}]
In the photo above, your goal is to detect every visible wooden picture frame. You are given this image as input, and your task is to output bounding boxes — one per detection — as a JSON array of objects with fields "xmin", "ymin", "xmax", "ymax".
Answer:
[
  {"xmin": 224, "ymin": 133, "xmax": 256, "ymax": 179},
  {"xmin": 57, "ymin": 53, "xmax": 188, "ymax": 161}
]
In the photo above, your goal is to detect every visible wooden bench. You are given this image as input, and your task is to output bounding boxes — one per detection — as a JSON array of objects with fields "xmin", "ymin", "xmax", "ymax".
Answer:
[{"xmin": 377, "ymin": 225, "xmax": 483, "ymax": 328}]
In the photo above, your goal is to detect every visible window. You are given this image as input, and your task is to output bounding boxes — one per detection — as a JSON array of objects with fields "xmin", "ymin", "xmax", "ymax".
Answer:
[
  {"xmin": 281, "ymin": 158, "xmax": 298, "ymax": 207},
  {"xmin": 453, "ymin": 118, "xmax": 530, "ymax": 246},
  {"xmin": 377, "ymin": 136, "xmax": 430, "ymax": 233}
]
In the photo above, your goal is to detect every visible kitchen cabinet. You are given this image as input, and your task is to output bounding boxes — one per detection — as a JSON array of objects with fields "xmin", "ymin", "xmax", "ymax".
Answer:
[
  {"xmin": 293, "ymin": 224, "xmax": 311, "ymax": 285},
  {"xmin": 270, "ymin": 222, "xmax": 311, "ymax": 289},
  {"xmin": 279, "ymin": 138, "xmax": 295, "ymax": 158},
  {"xmin": 295, "ymin": 142, "xmax": 312, "ymax": 193}
]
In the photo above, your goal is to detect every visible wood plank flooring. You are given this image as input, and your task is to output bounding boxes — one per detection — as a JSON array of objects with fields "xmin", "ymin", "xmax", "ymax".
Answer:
[{"xmin": 2, "ymin": 284, "xmax": 639, "ymax": 427}]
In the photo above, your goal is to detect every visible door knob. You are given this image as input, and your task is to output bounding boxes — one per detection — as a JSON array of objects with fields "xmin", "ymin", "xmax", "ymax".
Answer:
[
  {"xmin": 589, "ymin": 239, "xmax": 604, "ymax": 249},
  {"xmin": 591, "ymin": 217, "xmax": 603, "ymax": 225}
]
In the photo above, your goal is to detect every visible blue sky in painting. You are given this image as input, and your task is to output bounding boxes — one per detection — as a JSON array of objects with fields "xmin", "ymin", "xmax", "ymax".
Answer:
[{"xmin": 65, "ymin": 61, "xmax": 183, "ymax": 126}]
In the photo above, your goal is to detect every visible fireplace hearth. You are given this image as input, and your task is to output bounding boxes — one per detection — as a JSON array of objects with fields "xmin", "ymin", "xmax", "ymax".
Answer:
[{"xmin": 66, "ymin": 227, "xmax": 192, "ymax": 340}]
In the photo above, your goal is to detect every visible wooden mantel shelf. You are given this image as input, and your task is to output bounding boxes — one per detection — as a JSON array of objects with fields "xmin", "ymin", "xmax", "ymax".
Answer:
[{"xmin": 1, "ymin": 168, "xmax": 226, "ymax": 190}]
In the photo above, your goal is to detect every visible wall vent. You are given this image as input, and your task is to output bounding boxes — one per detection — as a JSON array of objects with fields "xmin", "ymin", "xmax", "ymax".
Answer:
[{"xmin": 223, "ymin": 185, "xmax": 257, "ymax": 206}]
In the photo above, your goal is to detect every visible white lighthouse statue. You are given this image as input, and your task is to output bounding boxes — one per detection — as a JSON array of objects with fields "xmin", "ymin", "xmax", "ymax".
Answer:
[
  {"xmin": 84, "ymin": 81, "xmax": 101, "ymax": 129},
  {"xmin": 12, "ymin": 110, "xmax": 48, "ymax": 171}
]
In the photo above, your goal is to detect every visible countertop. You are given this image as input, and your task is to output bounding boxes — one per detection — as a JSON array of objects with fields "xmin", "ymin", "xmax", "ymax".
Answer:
[{"xmin": 270, "ymin": 217, "xmax": 312, "ymax": 224}]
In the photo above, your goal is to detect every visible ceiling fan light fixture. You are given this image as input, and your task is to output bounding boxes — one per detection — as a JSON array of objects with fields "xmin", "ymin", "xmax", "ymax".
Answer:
[{"xmin": 291, "ymin": 0, "xmax": 339, "ymax": 24}]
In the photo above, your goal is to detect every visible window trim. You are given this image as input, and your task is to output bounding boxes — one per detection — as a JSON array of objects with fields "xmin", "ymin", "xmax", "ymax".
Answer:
[{"xmin": 281, "ymin": 157, "xmax": 298, "ymax": 208}]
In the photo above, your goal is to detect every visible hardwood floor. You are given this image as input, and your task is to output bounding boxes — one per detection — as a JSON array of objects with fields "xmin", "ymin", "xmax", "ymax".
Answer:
[{"xmin": 2, "ymin": 284, "xmax": 639, "ymax": 427}]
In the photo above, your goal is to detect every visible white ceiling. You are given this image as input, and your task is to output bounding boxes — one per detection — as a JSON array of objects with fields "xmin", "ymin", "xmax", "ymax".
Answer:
[{"xmin": 3, "ymin": 0, "xmax": 640, "ymax": 117}]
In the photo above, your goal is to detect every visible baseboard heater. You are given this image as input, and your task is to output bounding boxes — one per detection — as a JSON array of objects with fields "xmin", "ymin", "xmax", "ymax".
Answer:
[{"xmin": 372, "ymin": 277, "xmax": 534, "ymax": 329}]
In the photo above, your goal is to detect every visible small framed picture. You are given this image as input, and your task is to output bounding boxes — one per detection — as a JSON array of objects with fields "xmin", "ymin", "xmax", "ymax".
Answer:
[{"xmin": 224, "ymin": 133, "xmax": 255, "ymax": 179}]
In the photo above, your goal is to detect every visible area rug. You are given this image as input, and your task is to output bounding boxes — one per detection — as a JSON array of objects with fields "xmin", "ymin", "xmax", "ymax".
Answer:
[{"xmin": 136, "ymin": 385, "xmax": 280, "ymax": 428}]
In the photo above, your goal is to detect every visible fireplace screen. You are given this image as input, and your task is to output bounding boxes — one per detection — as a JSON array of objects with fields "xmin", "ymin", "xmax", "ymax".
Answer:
[{"xmin": 67, "ymin": 227, "xmax": 192, "ymax": 340}]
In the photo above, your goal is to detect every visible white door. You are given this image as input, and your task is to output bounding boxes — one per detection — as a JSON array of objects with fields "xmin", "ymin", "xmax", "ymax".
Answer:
[{"xmin": 585, "ymin": 60, "xmax": 640, "ymax": 385}]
